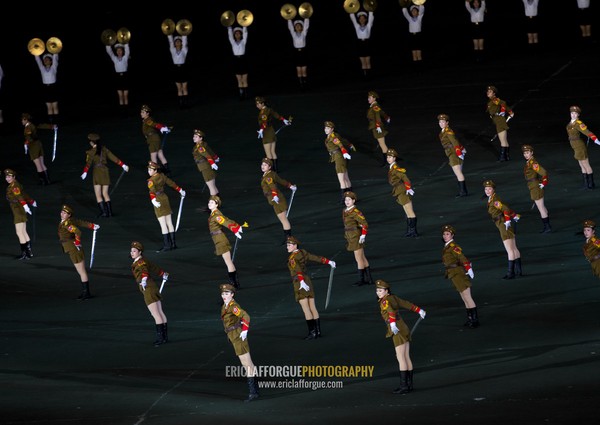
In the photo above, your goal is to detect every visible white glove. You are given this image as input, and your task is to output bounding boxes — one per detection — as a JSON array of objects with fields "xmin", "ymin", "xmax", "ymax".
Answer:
[
  {"xmin": 235, "ymin": 230, "xmax": 243, "ymax": 239},
  {"xmin": 24, "ymin": 144, "xmax": 28, "ymax": 154},
  {"xmin": 160, "ymin": 127, "xmax": 171, "ymax": 134},
  {"xmin": 458, "ymin": 153, "xmax": 465, "ymax": 160},
  {"xmin": 211, "ymin": 163, "xmax": 218, "ymax": 170},
  {"xmin": 152, "ymin": 199, "xmax": 161, "ymax": 208},
  {"xmin": 466, "ymin": 268, "xmax": 474, "ymax": 279},
  {"xmin": 140, "ymin": 277, "xmax": 147, "ymax": 290},
  {"xmin": 299, "ymin": 280, "xmax": 310, "ymax": 291},
  {"xmin": 343, "ymin": 153, "xmax": 351, "ymax": 160},
  {"xmin": 359, "ymin": 234, "xmax": 366, "ymax": 244},
  {"xmin": 283, "ymin": 119, "xmax": 290, "ymax": 126},
  {"xmin": 376, "ymin": 126, "xmax": 382, "ymax": 134},
  {"xmin": 179, "ymin": 189, "xmax": 186, "ymax": 198},
  {"xmin": 291, "ymin": 185, "xmax": 297, "ymax": 192},
  {"xmin": 419, "ymin": 309, "xmax": 426, "ymax": 319},
  {"xmin": 504, "ymin": 220, "xmax": 511, "ymax": 230},
  {"xmin": 538, "ymin": 183, "xmax": 545, "ymax": 189},
  {"xmin": 80, "ymin": 172, "xmax": 87, "ymax": 180},
  {"xmin": 390, "ymin": 322, "xmax": 399, "ymax": 335},
  {"xmin": 93, "ymin": 224, "xmax": 100, "ymax": 230},
  {"xmin": 406, "ymin": 189, "xmax": 415, "ymax": 196},
  {"xmin": 272, "ymin": 195, "xmax": 279, "ymax": 204},
  {"xmin": 32, "ymin": 201, "xmax": 37, "ymax": 208},
  {"xmin": 240, "ymin": 330, "xmax": 248, "ymax": 341},
  {"xmin": 329, "ymin": 260, "xmax": 336, "ymax": 269},
  {"xmin": 162, "ymin": 272, "xmax": 169, "ymax": 281},
  {"xmin": 386, "ymin": 117, "xmax": 391, "ymax": 124},
  {"xmin": 594, "ymin": 139, "xmax": 600, "ymax": 146},
  {"xmin": 23, "ymin": 204, "xmax": 32, "ymax": 215},
  {"xmin": 513, "ymin": 214, "xmax": 521, "ymax": 223},
  {"xmin": 122, "ymin": 164, "xmax": 129, "ymax": 172},
  {"xmin": 257, "ymin": 129, "xmax": 264, "ymax": 139},
  {"xmin": 214, "ymin": 156, "xmax": 220, "ymax": 163}
]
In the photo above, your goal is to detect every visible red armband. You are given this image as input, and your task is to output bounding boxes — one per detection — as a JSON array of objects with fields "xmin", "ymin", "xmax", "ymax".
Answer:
[
  {"xmin": 541, "ymin": 175, "xmax": 548, "ymax": 186},
  {"xmin": 463, "ymin": 261, "xmax": 472, "ymax": 272},
  {"xmin": 340, "ymin": 146, "xmax": 348, "ymax": 155},
  {"xmin": 155, "ymin": 123, "xmax": 166, "ymax": 130},
  {"xmin": 404, "ymin": 182, "xmax": 412, "ymax": 190},
  {"xmin": 228, "ymin": 223, "xmax": 241, "ymax": 234},
  {"xmin": 388, "ymin": 312, "xmax": 396, "ymax": 324},
  {"xmin": 118, "ymin": 161, "xmax": 124, "ymax": 167},
  {"xmin": 410, "ymin": 305, "xmax": 421, "ymax": 314},
  {"xmin": 83, "ymin": 166, "xmax": 89, "ymax": 173},
  {"xmin": 208, "ymin": 157, "xmax": 215, "ymax": 165},
  {"xmin": 241, "ymin": 319, "xmax": 249, "ymax": 331},
  {"xmin": 454, "ymin": 146, "xmax": 463, "ymax": 157},
  {"xmin": 149, "ymin": 193, "xmax": 156, "ymax": 200},
  {"xmin": 296, "ymin": 272, "xmax": 305, "ymax": 282}
]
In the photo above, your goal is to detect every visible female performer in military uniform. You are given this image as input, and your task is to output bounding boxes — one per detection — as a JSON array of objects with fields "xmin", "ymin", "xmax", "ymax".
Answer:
[
  {"xmin": 255, "ymin": 96, "xmax": 291, "ymax": 172},
  {"xmin": 130, "ymin": 241, "xmax": 169, "ymax": 346},
  {"xmin": 343, "ymin": 191, "xmax": 373, "ymax": 286},
  {"xmin": 260, "ymin": 158, "xmax": 296, "ymax": 242},
  {"xmin": 521, "ymin": 145, "xmax": 551, "ymax": 233},
  {"xmin": 441, "ymin": 225, "xmax": 478, "ymax": 328},
  {"xmin": 483, "ymin": 180, "xmax": 522, "ymax": 279},
  {"xmin": 220, "ymin": 283, "xmax": 259, "ymax": 402},
  {"xmin": 367, "ymin": 91, "xmax": 391, "ymax": 164},
  {"xmin": 375, "ymin": 279, "xmax": 426, "ymax": 394},
  {"xmin": 80, "ymin": 133, "xmax": 129, "ymax": 218},
  {"xmin": 486, "ymin": 85, "xmax": 514, "ymax": 161},
  {"xmin": 566, "ymin": 105, "xmax": 598, "ymax": 189},
  {"xmin": 323, "ymin": 121, "xmax": 353, "ymax": 201},
  {"xmin": 146, "ymin": 161, "xmax": 186, "ymax": 252},
  {"xmin": 207, "ymin": 195, "xmax": 243, "ymax": 289},
  {"xmin": 438, "ymin": 114, "xmax": 468, "ymax": 197},
  {"xmin": 285, "ymin": 236, "xmax": 336, "ymax": 340},
  {"xmin": 192, "ymin": 129, "xmax": 219, "ymax": 196},
  {"xmin": 4, "ymin": 169, "xmax": 36, "ymax": 260},
  {"xmin": 21, "ymin": 113, "xmax": 52, "ymax": 185},
  {"xmin": 57, "ymin": 205, "xmax": 99, "ymax": 300},
  {"xmin": 349, "ymin": 11, "xmax": 374, "ymax": 78},
  {"xmin": 166, "ymin": 34, "xmax": 189, "ymax": 107},
  {"xmin": 386, "ymin": 148, "xmax": 418, "ymax": 237},
  {"xmin": 582, "ymin": 220, "xmax": 600, "ymax": 279},
  {"xmin": 140, "ymin": 105, "xmax": 171, "ymax": 174}
]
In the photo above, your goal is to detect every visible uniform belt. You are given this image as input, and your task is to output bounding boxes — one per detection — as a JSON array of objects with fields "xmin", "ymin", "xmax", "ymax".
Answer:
[
  {"xmin": 59, "ymin": 239, "xmax": 71, "ymax": 243},
  {"xmin": 328, "ymin": 148, "xmax": 340, "ymax": 155},
  {"xmin": 224, "ymin": 323, "xmax": 242, "ymax": 333},
  {"xmin": 344, "ymin": 226, "xmax": 358, "ymax": 231},
  {"xmin": 195, "ymin": 157, "xmax": 207, "ymax": 164},
  {"xmin": 94, "ymin": 164, "xmax": 107, "ymax": 168},
  {"xmin": 526, "ymin": 178, "xmax": 538, "ymax": 182},
  {"xmin": 118, "ymin": 72, "xmax": 126, "ymax": 76},
  {"xmin": 154, "ymin": 191, "xmax": 164, "ymax": 195},
  {"xmin": 210, "ymin": 230, "xmax": 223, "ymax": 235},
  {"xmin": 445, "ymin": 263, "xmax": 460, "ymax": 269},
  {"xmin": 591, "ymin": 254, "xmax": 600, "ymax": 261}
]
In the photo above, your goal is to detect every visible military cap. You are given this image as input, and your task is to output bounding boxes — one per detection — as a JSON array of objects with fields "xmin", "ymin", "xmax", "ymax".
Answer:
[
  {"xmin": 4, "ymin": 169, "xmax": 16, "ymax": 177},
  {"xmin": 147, "ymin": 161, "xmax": 160, "ymax": 170},
  {"xmin": 88, "ymin": 133, "xmax": 100, "ymax": 142},
  {"xmin": 324, "ymin": 121, "xmax": 335, "ymax": 129},
  {"xmin": 220, "ymin": 283, "xmax": 236, "ymax": 293},
  {"xmin": 140, "ymin": 104, "xmax": 152, "ymax": 113},
  {"xmin": 286, "ymin": 236, "xmax": 300, "ymax": 245},
  {"xmin": 343, "ymin": 191, "xmax": 357, "ymax": 201},
  {"xmin": 262, "ymin": 158, "xmax": 273, "ymax": 167},
  {"xmin": 583, "ymin": 219, "xmax": 596, "ymax": 229},
  {"xmin": 193, "ymin": 129, "xmax": 205, "ymax": 137},
  {"xmin": 131, "ymin": 241, "xmax": 144, "ymax": 251},
  {"xmin": 61, "ymin": 204, "xmax": 74, "ymax": 215},
  {"xmin": 255, "ymin": 96, "xmax": 266, "ymax": 104},
  {"xmin": 569, "ymin": 105, "xmax": 582, "ymax": 114},
  {"xmin": 521, "ymin": 144, "xmax": 534, "ymax": 152},
  {"xmin": 368, "ymin": 90, "xmax": 379, "ymax": 99},
  {"xmin": 208, "ymin": 195, "xmax": 222, "ymax": 207},
  {"xmin": 386, "ymin": 148, "xmax": 399, "ymax": 158},
  {"xmin": 486, "ymin": 85, "xmax": 498, "ymax": 94},
  {"xmin": 437, "ymin": 113, "xmax": 450, "ymax": 121},
  {"xmin": 375, "ymin": 279, "xmax": 390, "ymax": 289},
  {"xmin": 21, "ymin": 113, "xmax": 32, "ymax": 121},
  {"xmin": 483, "ymin": 180, "xmax": 496, "ymax": 188},
  {"xmin": 442, "ymin": 224, "xmax": 456, "ymax": 235}
]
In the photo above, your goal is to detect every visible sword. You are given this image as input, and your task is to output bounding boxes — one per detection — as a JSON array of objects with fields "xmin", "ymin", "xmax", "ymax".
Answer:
[
  {"xmin": 89, "ymin": 229, "xmax": 98, "ymax": 269},
  {"xmin": 231, "ymin": 221, "xmax": 249, "ymax": 262},
  {"xmin": 159, "ymin": 272, "xmax": 169, "ymax": 293},
  {"xmin": 490, "ymin": 115, "xmax": 513, "ymax": 142},
  {"xmin": 31, "ymin": 204, "xmax": 37, "ymax": 243},
  {"xmin": 52, "ymin": 126, "xmax": 58, "ymax": 161},
  {"xmin": 275, "ymin": 116, "xmax": 293, "ymax": 134},
  {"xmin": 109, "ymin": 169, "xmax": 127, "ymax": 197},
  {"xmin": 175, "ymin": 195, "xmax": 185, "ymax": 231},
  {"xmin": 324, "ymin": 267, "xmax": 335, "ymax": 310},
  {"xmin": 161, "ymin": 128, "xmax": 172, "ymax": 150},
  {"xmin": 410, "ymin": 317, "xmax": 423, "ymax": 337},
  {"xmin": 286, "ymin": 189, "xmax": 296, "ymax": 218}
]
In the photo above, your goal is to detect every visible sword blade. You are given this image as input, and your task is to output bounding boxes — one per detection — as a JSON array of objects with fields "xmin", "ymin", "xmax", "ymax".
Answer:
[
  {"xmin": 52, "ymin": 128, "xmax": 58, "ymax": 162},
  {"xmin": 324, "ymin": 267, "xmax": 335, "ymax": 310},
  {"xmin": 89, "ymin": 229, "xmax": 98, "ymax": 269},
  {"xmin": 286, "ymin": 190, "xmax": 296, "ymax": 218},
  {"xmin": 175, "ymin": 196, "xmax": 185, "ymax": 231}
]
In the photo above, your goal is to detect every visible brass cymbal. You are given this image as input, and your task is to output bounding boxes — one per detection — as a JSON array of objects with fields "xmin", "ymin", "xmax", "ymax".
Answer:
[
  {"xmin": 46, "ymin": 37, "xmax": 62, "ymax": 54},
  {"xmin": 280, "ymin": 4, "xmax": 297, "ymax": 20},
  {"xmin": 363, "ymin": 0, "xmax": 377, "ymax": 12},
  {"xmin": 161, "ymin": 19, "xmax": 175, "ymax": 35},
  {"xmin": 237, "ymin": 9, "xmax": 254, "ymax": 27},
  {"xmin": 101, "ymin": 29, "xmax": 117, "ymax": 46},
  {"xmin": 176, "ymin": 19, "xmax": 192, "ymax": 35},
  {"xmin": 117, "ymin": 27, "xmax": 131, "ymax": 44},
  {"xmin": 412, "ymin": 0, "xmax": 426, "ymax": 5},
  {"xmin": 220, "ymin": 10, "xmax": 235, "ymax": 27},
  {"xmin": 28, "ymin": 38, "xmax": 45, "ymax": 56},
  {"xmin": 343, "ymin": 0, "xmax": 360, "ymax": 14},
  {"xmin": 299, "ymin": 2, "xmax": 314, "ymax": 19}
]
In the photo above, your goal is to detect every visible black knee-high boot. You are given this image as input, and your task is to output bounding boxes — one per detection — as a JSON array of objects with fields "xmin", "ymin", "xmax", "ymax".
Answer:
[
  {"xmin": 353, "ymin": 269, "xmax": 366, "ymax": 286},
  {"xmin": 105, "ymin": 201, "xmax": 113, "ymax": 217},
  {"xmin": 25, "ymin": 241, "xmax": 34, "ymax": 258},
  {"xmin": 514, "ymin": 258, "xmax": 522, "ymax": 276},
  {"xmin": 469, "ymin": 307, "xmax": 480, "ymax": 328},
  {"xmin": 314, "ymin": 318, "xmax": 321, "ymax": 338},
  {"xmin": 540, "ymin": 217, "xmax": 552, "ymax": 233},
  {"xmin": 228, "ymin": 271, "xmax": 240, "ymax": 289},
  {"xmin": 457, "ymin": 180, "xmax": 468, "ymax": 197},
  {"xmin": 503, "ymin": 260, "xmax": 515, "ymax": 279},
  {"xmin": 393, "ymin": 371, "xmax": 410, "ymax": 394},
  {"xmin": 304, "ymin": 319, "xmax": 317, "ymax": 340},
  {"xmin": 157, "ymin": 234, "xmax": 171, "ymax": 252},
  {"xmin": 245, "ymin": 377, "xmax": 259, "ymax": 402},
  {"xmin": 16, "ymin": 243, "xmax": 28, "ymax": 260},
  {"xmin": 154, "ymin": 324, "xmax": 166, "ymax": 346},
  {"xmin": 77, "ymin": 281, "xmax": 92, "ymax": 300},
  {"xmin": 364, "ymin": 266, "xmax": 374, "ymax": 285},
  {"xmin": 169, "ymin": 232, "xmax": 177, "ymax": 250},
  {"xmin": 98, "ymin": 201, "xmax": 108, "ymax": 218},
  {"xmin": 588, "ymin": 173, "xmax": 596, "ymax": 189}
]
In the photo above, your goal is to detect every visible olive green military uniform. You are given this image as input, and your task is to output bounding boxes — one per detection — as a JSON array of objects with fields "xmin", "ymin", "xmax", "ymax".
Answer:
[
  {"xmin": 524, "ymin": 156, "xmax": 547, "ymax": 201},
  {"xmin": 367, "ymin": 101, "xmax": 390, "ymax": 140},
  {"xmin": 192, "ymin": 141, "xmax": 217, "ymax": 182},
  {"xmin": 131, "ymin": 256, "xmax": 164, "ymax": 306},
  {"xmin": 442, "ymin": 241, "xmax": 472, "ymax": 293},
  {"xmin": 83, "ymin": 146, "xmax": 124, "ymax": 186},
  {"xmin": 222, "ymin": 299, "xmax": 251, "ymax": 356},
  {"xmin": 58, "ymin": 217, "xmax": 94, "ymax": 264},
  {"xmin": 287, "ymin": 249, "xmax": 329, "ymax": 302},
  {"xmin": 378, "ymin": 294, "xmax": 420, "ymax": 347},
  {"xmin": 23, "ymin": 122, "xmax": 52, "ymax": 160},
  {"xmin": 487, "ymin": 96, "xmax": 512, "ymax": 133},
  {"xmin": 142, "ymin": 116, "xmax": 165, "ymax": 153},
  {"xmin": 343, "ymin": 206, "xmax": 368, "ymax": 251},
  {"xmin": 147, "ymin": 173, "xmax": 181, "ymax": 218},
  {"xmin": 208, "ymin": 209, "xmax": 241, "ymax": 256},
  {"xmin": 566, "ymin": 119, "xmax": 596, "ymax": 160},
  {"xmin": 324, "ymin": 131, "xmax": 349, "ymax": 173},
  {"xmin": 6, "ymin": 179, "xmax": 33, "ymax": 224},
  {"xmin": 487, "ymin": 192, "xmax": 517, "ymax": 241},
  {"xmin": 261, "ymin": 170, "xmax": 292, "ymax": 215},
  {"xmin": 388, "ymin": 163, "xmax": 413, "ymax": 206},
  {"xmin": 583, "ymin": 236, "xmax": 600, "ymax": 278},
  {"xmin": 257, "ymin": 106, "xmax": 285, "ymax": 144},
  {"xmin": 439, "ymin": 126, "xmax": 464, "ymax": 167}
]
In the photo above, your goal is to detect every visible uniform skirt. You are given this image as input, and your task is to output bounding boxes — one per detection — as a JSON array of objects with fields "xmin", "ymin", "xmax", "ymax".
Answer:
[
  {"xmin": 577, "ymin": 7, "xmax": 590, "ymax": 26},
  {"xmin": 570, "ymin": 139, "xmax": 588, "ymax": 161},
  {"xmin": 212, "ymin": 232, "xmax": 231, "ymax": 256},
  {"xmin": 28, "ymin": 140, "xmax": 44, "ymax": 160},
  {"xmin": 528, "ymin": 186, "xmax": 544, "ymax": 201},
  {"xmin": 525, "ymin": 16, "xmax": 539, "ymax": 33},
  {"xmin": 64, "ymin": 244, "xmax": 85, "ymax": 264},
  {"xmin": 270, "ymin": 197, "xmax": 287, "ymax": 215},
  {"xmin": 227, "ymin": 328, "xmax": 250, "ymax": 356},
  {"xmin": 493, "ymin": 219, "xmax": 515, "ymax": 241},
  {"xmin": 42, "ymin": 83, "xmax": 59, "ymax": 103},
  {"xmin": 491, "ymin": 115, "xmax": 509, "ymax": 133},
  {"xmin": 371, "ymin": 128, "xmax": 388, "ymax": 140},
  {"xmin": 591, "ymin": 259, "xmax": 600, "ymax": 278},
  {"xmin": 388, "ymin": 320, "xmax": 411, "ymax": 347},
  {"xmin": 10, "ymin": 203, "xmax": 27, "ymax": 224},
  {"xmin": 409, "ymin": 32, "xmax": 423, "ymax": 50},
  {"xmin": 447, "ymin": 152, "xmax": 463, "ymax": 167},
  {"xmin": 146, "ymin": 134, "xmax": 161, "ymax": 153},
  {"xmin": 172, "ymin": 63, "xmax": 190, "ymax": 83},
  {"xmin": 138, "ymin": 280, "xmax": 162, "ymax": 306},
  {"xmin": 447, "ymin": 268, "xmax": 472, "ymax": 292},
  {"xmin": 232, "ymin": 54, "xmax": 248, "ymax": 75},
  {"xmin": 196, "ymin": 162, "xmax": 216, "ymax": 182},
  {"xmin": 470, "ymin": 21, "xmax": 486, "ymax": 39},
  {"xmin": 294, "ymin": 48, "xmax": 308, "ymax": 67},
  {"xmin": 357, "ymin": 38, "xmax": 371, "ymax": 57},
  {"xmin": 262, "ymin": 126, "xmax": 277, "ymax": 144},
  {"xmin": 113, "ymin": 72, "xmax": 130, "ymax": 91},
  {"xmin": 293, "ymin": 277, "xmax": 315, "ymax": 301},
  {"xmin": 331, "ymin": 152, "xmax": 348, "ymax": 174},
  {"xmin": 395, "ymin": 192, "xmax": 412, "ymax": 207},
  {"xmin": 153, "ymin": 193, "xmax": 172, "ymax": 218},
  {"xmin": 345, "ymin": 230, "xmax": 362, "ymax": 251},
  {"xmin": 92, "ymin": 165, "xmax": 111, "ymax": 186}
]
